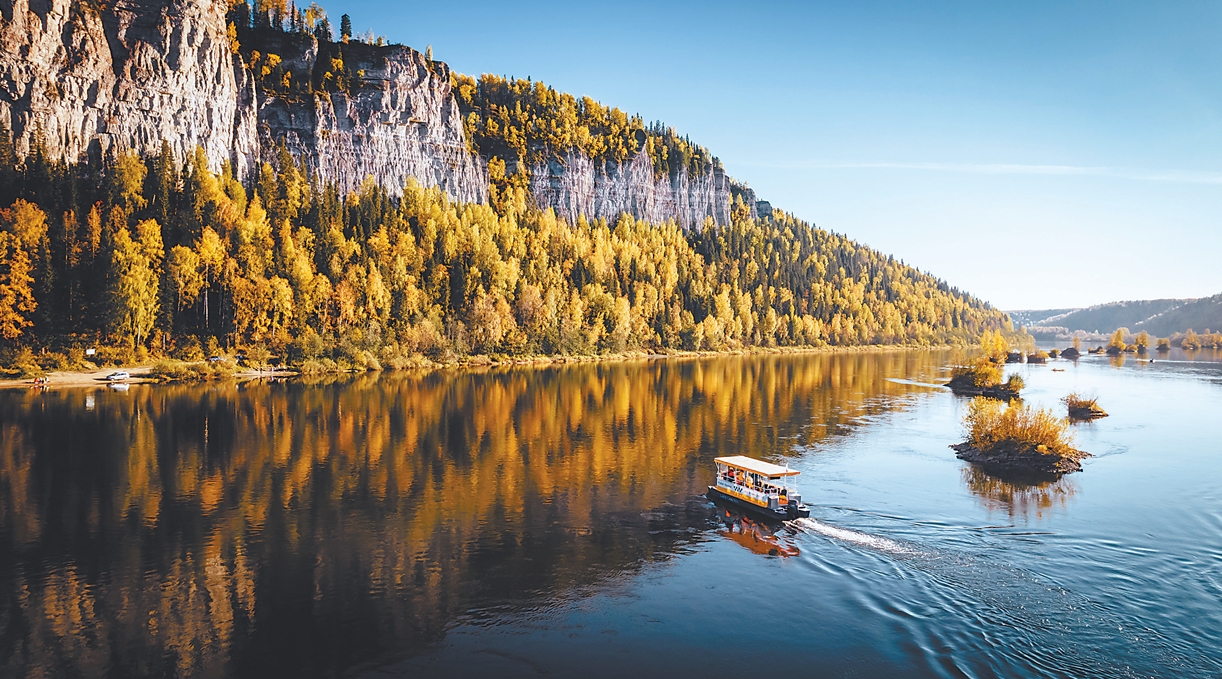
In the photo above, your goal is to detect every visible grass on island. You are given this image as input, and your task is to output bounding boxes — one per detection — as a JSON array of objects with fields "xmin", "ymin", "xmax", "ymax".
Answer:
[
  {"xmin": 964, "ymin": 397, "xmax": 1081, "ymax": 459},
  {"xmin": 1061, "ymin": 392, "xmax": 1107, "ymax": 419},
  {"xmin": 949, "ymin": 359, "xmax": 1024, "ymax": 396}
]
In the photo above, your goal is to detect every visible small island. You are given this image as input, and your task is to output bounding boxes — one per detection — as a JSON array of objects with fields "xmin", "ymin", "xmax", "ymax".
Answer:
[
  {"xmin": 952, "ymin": 397, "xmax": 1090, "ymax": 475},
  {"xmin": 1063, "ymin": 392, "xmax": 1107, "ymax": 420},
  {"xmin": 947, "ymin": 360, "xmax": 1024, "ymax": 399}
]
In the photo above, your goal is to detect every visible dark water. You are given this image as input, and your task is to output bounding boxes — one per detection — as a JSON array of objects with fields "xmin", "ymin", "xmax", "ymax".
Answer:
[{"xmin": 2, "ymin": 350, "xmax": 1220, "ymax": 678}]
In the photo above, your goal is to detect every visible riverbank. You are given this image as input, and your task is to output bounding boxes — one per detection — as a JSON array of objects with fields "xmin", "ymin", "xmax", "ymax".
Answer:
[
  {"xmin": 0, "ymin": 343, "xmax": 960, "ymax": 390},
  {"xmin": 0, "ymin": 365, "xmax": 280, "ymax": 389}
]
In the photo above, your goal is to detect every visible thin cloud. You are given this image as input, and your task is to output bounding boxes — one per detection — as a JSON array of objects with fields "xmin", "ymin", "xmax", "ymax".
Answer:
[{"xmin": 736, "ymin": 160, "xmax": 1222, "ymax": 185}]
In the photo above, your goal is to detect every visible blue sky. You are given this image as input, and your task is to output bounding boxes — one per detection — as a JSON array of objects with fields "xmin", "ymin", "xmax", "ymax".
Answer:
[{"xmin": 320, "ymin": 0, "xmax": 1222, "ymax": 310}]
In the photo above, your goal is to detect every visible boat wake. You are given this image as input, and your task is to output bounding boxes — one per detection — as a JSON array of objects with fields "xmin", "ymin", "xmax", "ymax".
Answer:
[{"xmin": 789, "ymin": 517, "xmax": 921, "ymax": 556}]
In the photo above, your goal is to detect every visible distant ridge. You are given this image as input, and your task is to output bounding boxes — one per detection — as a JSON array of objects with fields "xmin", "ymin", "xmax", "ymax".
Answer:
[{"xmin": 1010, "ymin": 294, "xmax": 1222, "ymax": 338}]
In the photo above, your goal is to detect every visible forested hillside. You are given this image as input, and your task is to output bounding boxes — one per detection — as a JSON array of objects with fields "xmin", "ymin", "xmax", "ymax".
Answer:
[
  {"xmin": 0, "ymin": 0, "xmax": 1015, "ymax": 371},
  {"xmin": 0, "ymin": 133, "xmax": 1008, "ymax": 368},
  {"xmin": 453, "ymin": 74, "xmax": 722, "ymax": 210}
]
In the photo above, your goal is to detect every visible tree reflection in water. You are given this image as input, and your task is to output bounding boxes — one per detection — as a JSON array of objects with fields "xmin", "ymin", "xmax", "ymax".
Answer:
[
  {"xmin": 0, "ymin": 351, "xmax": 949, "ymax": 678},
  {"xmin": 960, "ymin": 465, "xmax": 1079, "ymax": 523}
]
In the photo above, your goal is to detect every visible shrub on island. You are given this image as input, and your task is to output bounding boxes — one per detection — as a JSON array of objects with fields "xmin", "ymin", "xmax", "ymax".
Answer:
[
  {"xmin": 952, "ymin": 398, "xmax": 1089, "ymax": 475},
  {"xmin": 947, "ymin": 360, "xmax": 1024, "ymax": 399},
  {"xmin": 1062, "ymin": 392, "xmax": 1107, "ymax": 420}
]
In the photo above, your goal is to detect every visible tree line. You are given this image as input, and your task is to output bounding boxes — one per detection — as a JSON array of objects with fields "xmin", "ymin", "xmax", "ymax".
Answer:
[
  {"xmin": 0, "ymin": 125, "xmax": 1008, "ymax": 369},
  {"xmin": 453, "ymin": 74, "xmax": 720, "ymax": 212}
]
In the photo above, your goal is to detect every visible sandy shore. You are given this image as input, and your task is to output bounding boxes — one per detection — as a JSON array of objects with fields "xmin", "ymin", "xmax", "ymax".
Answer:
[
  {"xmin": 0, "ymin": 366, "xmax": 158, "ymax": 389},
  {"xmin": 0, "ymin": 365, "xmax": 280, "ymax": 390}
]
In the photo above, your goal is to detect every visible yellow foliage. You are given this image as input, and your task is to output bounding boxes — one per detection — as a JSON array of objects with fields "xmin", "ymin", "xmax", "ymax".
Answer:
[{"xmin": 965, "ymin": 398, "xmax": 1077, "ymax": 457}]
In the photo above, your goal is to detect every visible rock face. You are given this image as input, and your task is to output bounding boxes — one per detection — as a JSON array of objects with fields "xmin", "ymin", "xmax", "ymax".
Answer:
[
  {"xmin": 0, "ymin": 0, "xmax": 743, "ymax": 224},
  {"xmin": 254, "ymin": 33, "xmax": 486, "ymax": 203},
  {"xmin": 530, "ymin": 149, "xmax": 753, "ymax": 229},
  {"xmin": 0, "ymin": 0, "xmax": 483, "ymax": 202},
  {"xmin": 0, "ymin": 0, "xmax": 258, "ymax": 175}
]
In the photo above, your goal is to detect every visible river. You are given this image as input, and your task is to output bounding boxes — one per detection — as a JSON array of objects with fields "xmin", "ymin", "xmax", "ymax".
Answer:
[{"xmin": 1, "ymin": 349, "xmax": 1220, "ymax": 678}]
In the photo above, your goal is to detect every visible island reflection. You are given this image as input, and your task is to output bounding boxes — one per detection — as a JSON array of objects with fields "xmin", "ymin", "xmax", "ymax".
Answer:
[
  {"xmin": 960, "ymin": 465, "xmax": 1079, "ymax": 523},
  {"xmin": 0, "ymin": 351, "xmax": 947, "ymax": 678}
]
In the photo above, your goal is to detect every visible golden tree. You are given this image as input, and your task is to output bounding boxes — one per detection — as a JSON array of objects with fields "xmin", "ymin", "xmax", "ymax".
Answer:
[
  {"xmin": 167, "ymin": 246, "xmax": 204, "ymax": 311},
  {"xmin": 0, "ymin": 231, "xmax": 35, "ymax": 340},
  {"xmin": 109, "ymin": 220, "xmax": 164, "ymax": 348}
]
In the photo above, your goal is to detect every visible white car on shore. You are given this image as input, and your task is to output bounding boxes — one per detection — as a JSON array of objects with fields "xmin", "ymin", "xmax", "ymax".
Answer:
[{"xmin": 106, "ymin": 371, "xmax": 130, "ymax": 382}]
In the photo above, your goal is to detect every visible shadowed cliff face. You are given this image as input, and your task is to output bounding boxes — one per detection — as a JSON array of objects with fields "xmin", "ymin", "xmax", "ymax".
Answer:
[{"xmin": 1, "ymin": 0, "xmax": 742, "ymax": 226}]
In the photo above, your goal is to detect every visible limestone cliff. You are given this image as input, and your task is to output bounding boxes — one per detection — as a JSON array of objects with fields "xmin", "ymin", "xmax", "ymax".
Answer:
[
  {"xmin": 250, "ymin": 31, "xmax": 486, "ymax": 203},
  {"xmin": 1, "ymin": 0, "xmax": 751, "ymax": 225},
  {"xmin": 0, "ymin": 0, "xmax": 257, "ymax": 174},
  {"xmin": 529, "ymin": 149, "xmax": 754, "ymax": 230},
  {"xmin": 0, "ymin": 0, "xmax": 484, "ymax": 203}
]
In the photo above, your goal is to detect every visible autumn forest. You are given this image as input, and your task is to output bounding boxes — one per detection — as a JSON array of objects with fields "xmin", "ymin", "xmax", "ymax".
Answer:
[{"xmin": 0, "ymin": 0, "xmax": 1012, "ymax": 373}]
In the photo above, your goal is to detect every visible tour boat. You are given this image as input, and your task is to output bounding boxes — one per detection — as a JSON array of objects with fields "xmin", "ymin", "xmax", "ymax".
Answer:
[{"xmin": 708, "ymin": 455, "xmax": 810, "ymax": 522}]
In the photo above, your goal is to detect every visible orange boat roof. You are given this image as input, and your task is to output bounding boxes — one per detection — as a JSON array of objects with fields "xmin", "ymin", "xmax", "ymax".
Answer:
[{"xmin": 715, "ymin": 455, "xmax": 800, "ymax": 477}]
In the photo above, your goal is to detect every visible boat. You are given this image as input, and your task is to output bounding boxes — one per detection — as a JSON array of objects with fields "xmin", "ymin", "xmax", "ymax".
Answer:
[{"xmin": 707, "ymin": 455, "xmax": 810, "ymax": 522}]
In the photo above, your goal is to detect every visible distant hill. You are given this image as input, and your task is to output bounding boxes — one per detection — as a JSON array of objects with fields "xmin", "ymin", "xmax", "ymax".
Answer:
[
  {"xmin": 1010, "ymin": 295, "xmax": 1222, "ymax": 338},
  {"xmin": 1007, "ymin": 308, "xmax": 1079, "ymax": 328},
  {"xmin": 1136, "ymin": 294, "xmax": 1222, "ymax": 336}
]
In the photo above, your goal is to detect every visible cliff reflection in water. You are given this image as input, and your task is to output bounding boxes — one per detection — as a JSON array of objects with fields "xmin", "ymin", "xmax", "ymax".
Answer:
[{"xmin": 0, "ymin": 351, "xmax": 947, "ymax": 678}]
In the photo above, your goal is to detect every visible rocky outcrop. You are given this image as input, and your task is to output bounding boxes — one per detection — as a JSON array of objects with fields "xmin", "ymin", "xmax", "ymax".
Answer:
[
  {"xmin": 254, "ymin": 35, "xmax": 486, "ymax": 203},
  {"xmin": 952, "ymin": 441, "xmax": 1089, "ymax": 475},
  {"xmin": 0, "ymin": 0, "xmax": 483, "ymax": 202},
  {"xmin": 0, "ymin": 0, "xmax": 257, "ymax": 175},
  {"xmin": 529, "ymin": 149, "xmax": 753, "ymax": 229},
  {"xmin": 0, "ymin": 0, "xmax": 744, "ymax": 224}
]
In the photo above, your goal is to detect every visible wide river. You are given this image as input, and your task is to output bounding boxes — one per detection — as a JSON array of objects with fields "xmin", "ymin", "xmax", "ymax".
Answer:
[{"xmin": 1, "ymin": 349, "xmax": 1220, "ymax": 678}]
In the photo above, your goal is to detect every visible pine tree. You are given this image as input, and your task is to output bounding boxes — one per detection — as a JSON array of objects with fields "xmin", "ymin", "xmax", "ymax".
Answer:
[
  {"xmin": 340, "ymin": 14, "xmax": 351, "ymax": 41},
  {"xmin": 315, "ymin": 17, "xmax": 332, "ymax": 42}
]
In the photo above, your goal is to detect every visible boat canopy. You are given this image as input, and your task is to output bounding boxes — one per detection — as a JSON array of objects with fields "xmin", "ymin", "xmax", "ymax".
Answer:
[{"xmin": 715, "ymin": 456, "xmax": 800, "ymax": 478}]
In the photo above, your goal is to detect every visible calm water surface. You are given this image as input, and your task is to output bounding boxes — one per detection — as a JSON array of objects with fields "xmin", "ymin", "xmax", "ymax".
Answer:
[{"xmin": 2, "ymin": 350, "xmax": 1220, "ymax": 678}]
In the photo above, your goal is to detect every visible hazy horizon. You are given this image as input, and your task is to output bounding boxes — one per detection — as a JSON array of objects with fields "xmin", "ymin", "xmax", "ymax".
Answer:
[{"xmin": 322, "ymin": 0, "xmax": 1222, "ymax": 310}]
